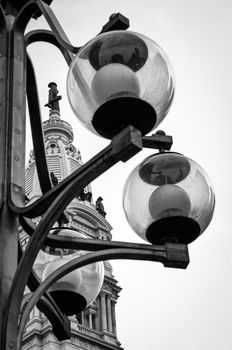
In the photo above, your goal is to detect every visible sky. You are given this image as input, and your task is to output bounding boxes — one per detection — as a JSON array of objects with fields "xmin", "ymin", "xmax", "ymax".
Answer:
[{"xmin": 26, "ymin": 1, "xmax": 232, "ymax": 349}]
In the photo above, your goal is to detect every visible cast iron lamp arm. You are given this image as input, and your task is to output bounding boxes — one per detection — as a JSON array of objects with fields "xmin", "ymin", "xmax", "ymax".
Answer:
[
  {"xmin": 10, "ymin": 126, "xmax": 142, "ymax": 216},
  {"xmin": 11, "ymin": 126, "xmax": 173, "ymax": 219},
  {"xmin": 19, "ymin": 216, "xmax": 189, "ymax": 270},
  {"xmin": 19, "ymin": 214, "xmax": 188, "ymax": 343},
  {"xmin": 17, "ymin": 244, "xmax": 189, "ymax": 349},
  {"xmin": 18, "ymin": 214, "xmax": 188, "ymax": 343}
]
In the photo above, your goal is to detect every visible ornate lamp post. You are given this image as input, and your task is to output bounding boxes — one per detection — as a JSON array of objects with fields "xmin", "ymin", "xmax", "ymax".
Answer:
[{"xmin": 0, "ymin": 1, "xmax": 215, "ymax": 350}]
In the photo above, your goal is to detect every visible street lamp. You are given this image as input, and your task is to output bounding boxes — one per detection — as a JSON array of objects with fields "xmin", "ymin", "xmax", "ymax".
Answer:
[
  {"xmin": 67, "ymin": 30, "xmax": 174, "ymax": 139},
  {"xmin": 0, "ymin": 1, "xmax": 215, "ymax": 350},
  {"xmin": 123, "ymin": 152, "xmax": 215, "ymax": 245},
  {"xmin": 42, "ymin": 229, "xmax": 104, "ymax": 316}
]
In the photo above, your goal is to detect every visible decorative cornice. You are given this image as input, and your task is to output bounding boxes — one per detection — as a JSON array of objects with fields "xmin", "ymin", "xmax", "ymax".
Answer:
[{"xmin": 43, "ymin": 117, "xmax": 74, "ymax": 142}]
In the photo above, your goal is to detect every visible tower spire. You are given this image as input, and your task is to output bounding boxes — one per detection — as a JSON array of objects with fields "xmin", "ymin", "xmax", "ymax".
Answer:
[{"xmin": 22, "ymin": 82, "xmax": 122, "ymax": 350}]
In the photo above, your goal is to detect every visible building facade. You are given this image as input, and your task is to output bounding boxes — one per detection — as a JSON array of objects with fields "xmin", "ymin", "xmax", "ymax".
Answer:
[{"xmin": 20, "ymin": 85, "xmax": 123, "ymax": 350}]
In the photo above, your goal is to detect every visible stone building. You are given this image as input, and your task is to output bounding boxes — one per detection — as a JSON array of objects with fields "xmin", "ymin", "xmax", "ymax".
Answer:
[{"xmin": 20, "ymin": 84, "xmax": 123, "ymax": 350}]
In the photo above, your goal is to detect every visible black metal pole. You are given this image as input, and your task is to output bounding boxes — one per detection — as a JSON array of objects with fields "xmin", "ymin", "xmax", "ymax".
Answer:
[
  {"xmin": 0, "ymin": 2, "xmax": 73, "ymax": 348},
  {"xmin": 0, "ymin": 7, "xmax": 24, "ymax": 349}
]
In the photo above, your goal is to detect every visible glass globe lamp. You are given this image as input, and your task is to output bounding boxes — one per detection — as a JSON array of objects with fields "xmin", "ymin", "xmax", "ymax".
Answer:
[
  {"xmin": 42, "ymin": 229, "xmax": 104, "ymax": 316},
  {"xmin": 67, "ymin": 30, "xmax": 175, "ymax": 139},
  {"xmin": 122, "ymin": 152, "xmax": 215, "ymax": 245}
]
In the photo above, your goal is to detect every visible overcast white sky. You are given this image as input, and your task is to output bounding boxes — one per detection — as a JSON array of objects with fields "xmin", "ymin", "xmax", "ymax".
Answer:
[{"xmin": 27, "ymin": 1, "xmax": 232, "ymax": 349}]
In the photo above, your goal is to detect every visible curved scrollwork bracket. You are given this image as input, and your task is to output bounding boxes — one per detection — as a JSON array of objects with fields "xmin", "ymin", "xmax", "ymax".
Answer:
[{"xmin": 25, "ymin": 29, "xmax": 77, "ymax": 65}]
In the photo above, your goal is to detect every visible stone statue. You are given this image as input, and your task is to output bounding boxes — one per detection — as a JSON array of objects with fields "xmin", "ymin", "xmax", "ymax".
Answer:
[
  {"xmin": 45, "ymin": 82, "xmax": 62, "ymax": 111},
  {"xmin": 96, "ymin": 197, "xmax": 106, "ymax": 217},
  {"xmin": 50, "ymin": 172, "xmax": 58, "ymax": 186},
  {"xmin": 78, "ymin": 189, "xmax": 92, "ymax": 203}
]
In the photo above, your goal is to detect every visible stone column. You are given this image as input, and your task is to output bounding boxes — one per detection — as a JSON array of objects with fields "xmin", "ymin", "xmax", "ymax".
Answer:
[
  {"xmin": 88, "ymin": 312, "xmax": 93, "ymax": 329},
  {"xmin": 34, "ymin": 307, "xmax": 40, "ymax": 318},
  {"xmin": 95, "ymin": 298, "xmax": 100, "ymax": 331},
  {"xmin": 81, "ymin": 311, "xmax": 84, "ymax": 326},
  {"xmin": 100, "ymin": 293, "xmax": 107, "ymax": 331},
  {"xmin": 112, "ymin": 300, "xmax": 117, "ymax": 335},
  {"xmin": 106, "ymin": 295, "xmax": 113, "ymax": 332}
]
